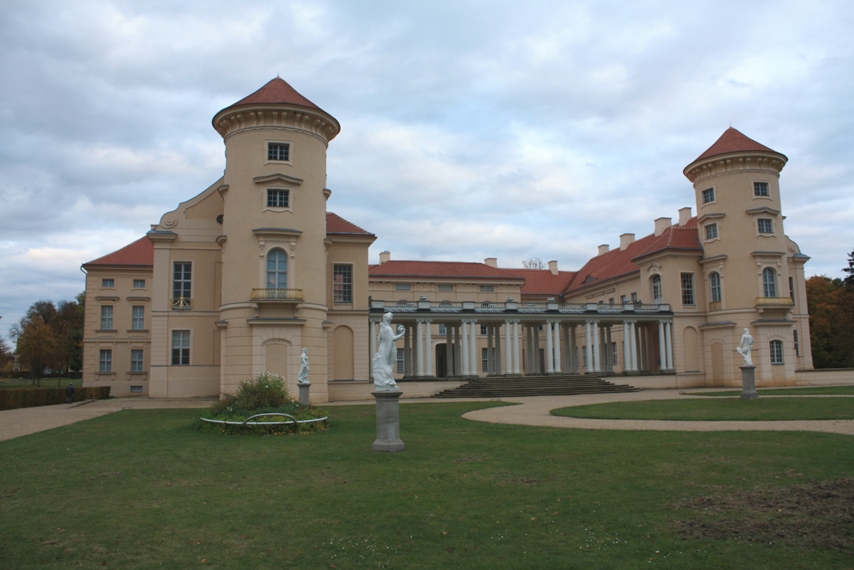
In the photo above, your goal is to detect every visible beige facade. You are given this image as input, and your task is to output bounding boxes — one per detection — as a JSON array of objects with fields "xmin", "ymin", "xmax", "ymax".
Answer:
[{"xmin": 81, "ymin": 78, "xmax": 815, "ymax": 400}]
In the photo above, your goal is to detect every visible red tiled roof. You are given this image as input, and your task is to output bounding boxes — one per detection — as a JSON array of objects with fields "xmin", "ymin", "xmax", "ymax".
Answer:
[
  {"xmin": 326, "ymin": 212, "xmax": 374, "ymax": 237},
  {"xmin": 370, "ymin": 260, "xmax": 524, "ymax": 281},
  {"xmin": 500, "ymin": 268, "xmax": 577, "ymax": 296},
  {"xmin": 690, "ymin": 127, "xmax": 784, "ymax": 164},
  {"xmin": 223, "ymin": 77, "xmax": 322, "ymax": 112},
  {"xmin": 83, "ymin": 236, "xmax": 153, "ymax": 267},
  {"xmin": 565, "ymin": 219, "xmax": 701, "ymax": 293}
]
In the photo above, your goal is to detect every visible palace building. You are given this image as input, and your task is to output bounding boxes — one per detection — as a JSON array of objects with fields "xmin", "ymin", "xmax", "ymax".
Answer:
[{"xmin": 81, "ymin": 77, "xmax": 813, "ymax": 401}]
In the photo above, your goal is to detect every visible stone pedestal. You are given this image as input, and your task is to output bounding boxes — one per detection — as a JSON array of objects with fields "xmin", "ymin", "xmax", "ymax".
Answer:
[
  {"xmin": 372, "ymin": 390, "xmax": 405, "ymax": 452},
  {"xmin": 298, "ymin": 384, "xmax": 311, "ymax": 406},
  {"xmin": 740, "ymin": 366, "xmax": 758, "ymax": 400}
]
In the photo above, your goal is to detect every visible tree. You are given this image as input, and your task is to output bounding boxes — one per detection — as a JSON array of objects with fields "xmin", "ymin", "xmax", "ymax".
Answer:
[
  {"xmin": 0, "ymin": 337, "xmax": 14, "ymax": 371},
  {"xmin": 806, "ymin": 275, "xmax": 854, "ymax": 368},
  {"xmin": 843, "ymin": 250, "xmax": 854, "ymax": 290},
  {"xmin": 11, "ymin": 295, "xmax": 85, "ymax": 376},
  {"xmin": 522, "ymin": 257, "xmax": 546, "ymax": 270}
]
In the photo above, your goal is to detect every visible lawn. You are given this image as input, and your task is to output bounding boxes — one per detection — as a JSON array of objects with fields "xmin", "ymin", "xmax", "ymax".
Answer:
[
  {"xmin": 687, "ymin": 386, "xmax": 854, "ymax": 397},
  {"xmin": 0, "ymin": 402, "xmax": 852, "ymax": 569},
  {"xmin": 550, "ymin": 397, "xmax": 854, "ymax": 421}
]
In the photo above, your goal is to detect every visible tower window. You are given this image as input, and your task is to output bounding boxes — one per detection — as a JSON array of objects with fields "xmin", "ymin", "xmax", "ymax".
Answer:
[
  {"xmin": 757, "ymin": 218, "xmax": 774, "ymax": 234},
  {"xmin": 651, "ymin": 274, "xmax": 662, "ymax": 302},
  {"xmin": 702, "ymin": 188, "xmax": 715, "ymax": 204},
  {"xmin": 754, "ymin": 182, "xmax": 769, "ymax": 197},
  {"xmin": 710, "ymin": 272, "xmax": 722, "ymax": 303},
  {"xmin": 770, "ymin": 340, "xmax": 783, "ymax": 364},
  {"xmin": 266, "ymin": 249, "xmax": 288, "ymax": 289},
  {"xmin": 704, "ymin": 223, "xmax": 718, "ymax": 240},
  {"xmin": 267, "ymin": 142, "xmax": 290, "ymax": 161},
  {"xmin": 267, "ymin": 189, "xmax": 289, "ymax": 208},
  {"xmin": 763, "ymin": 267, "xmax": 777, "ymax": 297}
]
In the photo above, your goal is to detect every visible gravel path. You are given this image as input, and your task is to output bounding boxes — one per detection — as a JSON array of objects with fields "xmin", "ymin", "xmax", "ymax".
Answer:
[{"xmin": 1, "ymin": 390, "xmax": 852, "ymax": 442}]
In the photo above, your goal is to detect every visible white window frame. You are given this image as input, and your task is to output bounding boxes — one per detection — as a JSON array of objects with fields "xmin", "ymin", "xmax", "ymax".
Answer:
[
  {"xmin": 651, "ymin": 274, "xmax": 662, "ymax": 302},
  {"xmin": 266, "ymin": 141, "xmax": 291, "ymax": 163},
  {"xmin": 131, "ymin": 306, "xmax": 145, "ymax": 330},
  {"xmin": 709, "ymin": 272, "xmax": 722, "ymax": 303},
  {"xmin": 266, "ymin": 248, "xmax": 288, "ymax": 289},
  {"xmin": 171, "ymin": 330, "xmax": 191, "ymax": 366},
  {"xmin": 99, "ymin": 349, "xmax": 112, "ymax": 372},
  {"xmin": 395, "ymin": 283, "xmax": 411, "ymax": 291},
  {"xmin": 757, "ymin": 218, "xmax": 774, "ymax": 235},
  {"xmin": 680, "ymin": 273, "xmax": 695, "ymax": 306},
  {"xmin": 770, "ymin": 339, "xmax": 783, "ymax": 365},
  {"xmin": 100, "ymin": 306, "xmax": 113, "ymax": 330},
  {"xmin": 131, "ymin": 349, "xmax": 144, "ymax": 372},
  {"xmin": 101, "ymin": 278, "xmax": 115, "ymax": 288},
  {"xmin": 266, "ymin": 188, "xmax": 290, "ymax": 209},
  {"xmin": 754, "ymin": 181, "xmax": 770, "ymax": 197},
  {"xmin": 763, "ymin": 267, "xmax": 777, "ymax": 298},
  {"xmin": 704, "ymin": 223, "xmax": 718, "ymax": 241},
  {"xmin": 172, "ymin": 262, "xmax": 192, "ymax": 308},
  {"xmin": 132, "ymin": 279, "xmax": 146, "ymax": 289},
  {"xmin": 396, "ymin": 348, "xmax": 404, "ymax": 374},
  {"xmin": 701, "ymin": 187, "xmax": 715, "ymax": 204}
]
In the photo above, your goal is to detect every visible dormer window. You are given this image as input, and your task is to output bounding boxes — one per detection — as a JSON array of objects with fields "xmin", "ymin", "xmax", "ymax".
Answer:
[
  {"xmin": 267, "ymin": 189, "xmax": 289, "ymax": 208},
  {"xmin": 268, "ymin": 142, "xmax": 290, "ymax": 161}
]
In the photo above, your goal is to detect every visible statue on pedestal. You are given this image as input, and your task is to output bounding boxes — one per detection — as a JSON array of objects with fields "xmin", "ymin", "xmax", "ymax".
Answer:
[
  {"xmin": 298, "ymin": 348, "xmax": 310, "ymax": 385},
  {"xmin": 735, "ymin": 328, "xmax": 754, "ymax": 367},
  {"xmin": 372, "ymin": 312, "xmax": 405, "ymax": 391}
]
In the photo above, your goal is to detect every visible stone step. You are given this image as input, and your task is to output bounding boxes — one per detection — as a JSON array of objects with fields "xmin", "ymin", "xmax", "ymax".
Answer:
[{"xmin": 432, "ymin": 375, "xmax": 639, "ymax": 399}]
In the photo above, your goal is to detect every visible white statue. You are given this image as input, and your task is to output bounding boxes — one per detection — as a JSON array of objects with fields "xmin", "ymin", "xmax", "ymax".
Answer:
[
  {"xmin": 298, "ymin": 348, "xmax": 310, "ymax": 385},
  {"xmin": 372, "ymin": 312, "xmax": 405, "ymax": 391},
  {"xmin": 735, "ymin": 328, "xmax": 754, "ymax": 366}
]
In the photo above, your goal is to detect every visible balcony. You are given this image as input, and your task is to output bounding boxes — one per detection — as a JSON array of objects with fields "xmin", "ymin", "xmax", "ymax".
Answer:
[
  {"xmin": 755, "ymin": 296, "xmax": 794, "ymax": 309},
  {"xmin": 251, "ymin": 288, "xmax": 304, "ymax": 302},
  {"xmin": 708, "ymin": 301, "xmax": 721, "ymax": 312},
  {"xmin": 171, "ymin": 297, "xmax": 192, "ymax": 310}
]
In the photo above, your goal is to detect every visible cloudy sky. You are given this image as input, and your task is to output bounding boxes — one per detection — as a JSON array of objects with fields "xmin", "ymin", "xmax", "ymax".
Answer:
[{"xmin": 1, "ymin": 0, "xmax": 853, "ymax": 339}]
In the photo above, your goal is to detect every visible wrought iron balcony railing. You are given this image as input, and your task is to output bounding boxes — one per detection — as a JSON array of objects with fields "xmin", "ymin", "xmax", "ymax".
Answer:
[{"xmin": 251, "ymin": 288, "xmax": 305, "ymax": 302}]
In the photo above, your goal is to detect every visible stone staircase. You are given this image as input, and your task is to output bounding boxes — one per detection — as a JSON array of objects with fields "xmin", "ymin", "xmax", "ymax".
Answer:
[{"xmin": 432, "ymin": 374, "xmax": 641, "ymax": 399}]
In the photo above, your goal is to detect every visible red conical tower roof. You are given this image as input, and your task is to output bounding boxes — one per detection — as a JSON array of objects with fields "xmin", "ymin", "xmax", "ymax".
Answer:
[
  {"xmin": 227, "ymin": 76, "xmax": 322, "ymax": 111},
  {"xmin": 692, "ymin": 127, "xmax": 783, "ymax": 163}
]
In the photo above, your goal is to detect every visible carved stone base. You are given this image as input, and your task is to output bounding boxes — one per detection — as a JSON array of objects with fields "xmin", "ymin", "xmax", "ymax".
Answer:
[
  {"xmin": 372, "ymin": 391, "xmax": 405, "ymax": 452},
  {"xmin": 298, "ymin": 384, "xmax": 311, "ymax": 406},
  {"xmin": 740, "ymin": 366, "xmax": 758, "ymax": 400}
]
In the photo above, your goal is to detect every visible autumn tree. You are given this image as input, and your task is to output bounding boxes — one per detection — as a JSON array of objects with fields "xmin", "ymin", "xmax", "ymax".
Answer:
[
  {"xmin": 11, "ymin": 296, "xmax": 85, "ymax": 376},
  {"xmin": 806, "ymin": 275, "xmax": 854, "ymax": 368}
]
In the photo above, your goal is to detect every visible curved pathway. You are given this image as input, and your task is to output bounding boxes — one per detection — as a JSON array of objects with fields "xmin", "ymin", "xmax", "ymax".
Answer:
[{"xmin": 461, "ymin": 389, "xmax": 854, "ymax": 435}]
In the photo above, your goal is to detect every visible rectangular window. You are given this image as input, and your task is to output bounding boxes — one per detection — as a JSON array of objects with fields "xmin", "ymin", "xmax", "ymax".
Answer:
[
  {"xmin": 482, "ymin": 348, "xmax": 488, "ymax": 372},
  {"xmin": 582, "ymin": 346, "xmax": 587, "ymax": 368},
  {"xmin": 172, "ymin": 330, "xmax": 190, "ymax": 366},
  {"xmin": 101, "ymin": 278, "xmax": 114, "ymax": 288},
  {"xmin": 757, "ymin": 218, "xmax": 774, "ymax": 234},
  {"xmin": 333, "ymin": 264, "xmax": 353, "ymax": 303},
  {"xmin": 133, "ymin": 279, "xmax": 146, "ymax": 288},
  {"xmin": 631, "ymin": 292, "xmax": 638, "ymax": 303},
  {"xmin": 131, "ymin": 306, "xmax": 145, "ymax": 330},
  {"xmin": 705, "ymin": 223, "xmax": 718, "ymax": 240},
  {"xmin": 681, "ymin": 273, "xmax": 695, "ymax": 306},
  {"xmin": 173, "ymin": 262, "xmax": 191, "ymax": 308},
  {"xmin": 612, "ymin": 342, "xmax": 618, "ymax": 366},
  {"xmin": 480, "ymin": 285, "xmax": 494, "ymax": 292},
  {"xmin": 266, "ymin": 189, "xmax": 289, "ymax": 208},
  {"xmin": 754, "ymin": 181, "xmax": 769, "ymax": 196},
  {"xmin": 131, "ymin": 349, "xmax": 144, "ymax": 372},
  {"xmin": 99, "ymin": 349, "xmax": 112, "ymax": 372},
  {"xmin": 789, "ymin": 276, "xmax": 795, "ymax": 301},
  {"xmin": 267, "ymin": 142, "xmax": 290, "ymax": 161},
  {"xmin": 438, "ymin": 284, "xmax": 453, "ymax": 291},
  {"xmin": 438, "ymin": 324, "xmax": 447, "ymax": 336},
  {"xmin": 480, "ymin": 325, "xmax": 488, "ymax": 335},
  {"xmin": 395, "ymin": 283, "xmax": 411, "ymax": 291},
  {"xmin": 100, "ymin": 306, "xmax": 113, "ymax": 330},
  {"xmin": 793, "ymin": 330, "xmax": 800, "ymax": 357},
  {"xmin": 702, "ymin": 188, "xmax": 715, "ymax": 203},
  {"xmin": 396, "ymin": 348, "xmax": 404, "ymax": 374},
  {"xmin": 770, "ymin": 340, "xmax": 783, "ymax": 364}
]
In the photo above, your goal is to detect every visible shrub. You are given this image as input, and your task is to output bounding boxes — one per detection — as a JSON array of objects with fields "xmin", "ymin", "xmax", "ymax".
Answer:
[{"xmin": 0, "ymin": 386, "xmax": 110, "ymax": 411}]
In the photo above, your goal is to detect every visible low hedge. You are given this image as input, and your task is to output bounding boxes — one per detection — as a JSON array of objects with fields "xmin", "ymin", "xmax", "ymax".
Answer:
[{"xmin": 0, "ymin": 386, "xmax": 111, "ymax": 411}]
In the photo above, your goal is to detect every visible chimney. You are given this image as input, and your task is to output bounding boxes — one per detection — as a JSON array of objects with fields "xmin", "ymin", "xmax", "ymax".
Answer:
[
  {"xmin": 619, "ymin": 233, "xmax": 635, "ymax": 251},
  {"xmin": 548, "ymin": 260, "xmax": 558, "ymax": 275},
  {"xmin": 678, "ymin": 207, "xmax": 692, "ymax": 226},
  {"xmin": 654, "ymin": 217, "xmax": 671, "ymax": 237},
  {"xmin": 484, "ymin": 257, "xmax": 497, "ymax": 267},
  {"xmin": 598, "ymin": 244, "xmax": 610, "ymax": 256},
  {"xmin": 379, "ymin": 251, "xmax": 391, "ymax": 264}
]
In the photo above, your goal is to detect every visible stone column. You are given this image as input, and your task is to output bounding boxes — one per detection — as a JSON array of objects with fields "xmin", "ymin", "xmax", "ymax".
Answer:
[
  {"xmin": 512, "ymin": 321, "xmax": 521, "ymax": 375},
  {"xmin": 593, "ymin": 321, "xmax": 601, "ymax": 373},
  {"xmin": 585, "ymin": 321, "xmax": 593, "ymax": 374},
  {"xmin": 545, "ymin": 320, "xmax": 554, "ymax": 374},
  {"xmin": 658, "ymin": 320, "xmax": 667, "ymax": 372},
  {"xmin": 494, "ymin": 325, "xmax": 502, "ymax": 375},
  {"xmin": 403, "ymin": 325, "xmax": 412, "ymax": 377},
  {"xmin": 460, "ymin": 321, "xmax": 469, "ymax": 376},
  {"xmin": 469, "ymin": 320, "xmax": 478, "ymax": 376},
  {"xmin": 424, "ymin": 319, "xmax": 433, "ymax": 377},
  {"xmin": 553, "ymin": 321, "xmax": 562, "ymax": 374},
  {"xmin": 486, "ymin": 326, "xmax": 494, "ymax": 375},
  {"xmin": 605, "ymin": 325, "xmax": 613, "ymax": 372},
  {"xmin": 445, "ymin": 324, "xmax": 453, "ymax": 377},
  {"xmin": 570, "ymin": 325, "xmax": 577, "ymax": 373},
  {"xmin": 630, "ymin": 321, "xmax": 639, "ymax": 372},
  {"xmin": 665, "ymin": 321, "xmax": 674, "ymax": 371},
  {"xmin": 623, "ymin": 321, "xmax": 631, "ymax": 374},
  {"xmin": 415, "ymin": 320, "xmax": 424, "ymax": 377}
]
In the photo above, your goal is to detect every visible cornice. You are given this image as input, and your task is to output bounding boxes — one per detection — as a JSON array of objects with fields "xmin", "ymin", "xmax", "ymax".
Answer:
[
  {"xmin": 684, "ymin": 152, "xmax": 786, "ymax": 184},
  {"xmin": 212, "ymin": 104, "xmax": 340, "ymax": 145}
]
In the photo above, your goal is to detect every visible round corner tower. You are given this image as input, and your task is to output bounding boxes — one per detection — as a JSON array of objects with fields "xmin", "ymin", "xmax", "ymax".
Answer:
[{"xmin": 212, "ymin": 77, "xmax": 340, "ymax": 398}]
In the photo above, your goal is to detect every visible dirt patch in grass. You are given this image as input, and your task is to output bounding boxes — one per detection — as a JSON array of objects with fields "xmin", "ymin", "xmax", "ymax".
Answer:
[{"xmin": 674, "ymin": 478, "xmax": 854, "ymax": 552}]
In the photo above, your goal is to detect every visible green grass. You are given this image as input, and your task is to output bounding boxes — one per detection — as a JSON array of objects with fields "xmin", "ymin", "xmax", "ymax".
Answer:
[
  {"xmin": 687, "ymin": 386, "xmax": 854, "ymax": 397},
  {"xmin": 1, "ymin": 402, "xmax": 852, "ymax": 569},
  {"xmin": 551, "ymin": 397, "xmax": 854, "ymax": 421}
]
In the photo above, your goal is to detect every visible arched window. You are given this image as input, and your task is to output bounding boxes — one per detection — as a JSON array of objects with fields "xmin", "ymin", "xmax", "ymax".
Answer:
[
  {"xmin": 651, "ymin": 274, "xmax": 662, "ymax": 302},
  {"xmin": 763, "ymin": 267, "xmax": 776, "ymax": 298},
  {"xmin": 266, "ymin": 249, "xmax": 288, "ymax": 289},
  {"xmin": 710, "ymin": 272, "xmax": 721, "ymax": 303}
]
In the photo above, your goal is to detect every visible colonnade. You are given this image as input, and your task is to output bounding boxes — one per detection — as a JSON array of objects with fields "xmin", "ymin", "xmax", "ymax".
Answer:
[{"xmin": 368, "ymin": 316, "xmax": 675, "ymax": 379}]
